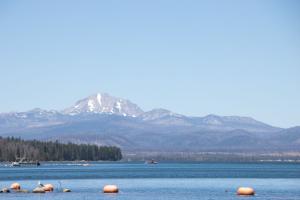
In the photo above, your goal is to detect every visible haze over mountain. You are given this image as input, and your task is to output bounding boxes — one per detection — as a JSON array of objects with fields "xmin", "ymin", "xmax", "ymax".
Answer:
[{"xmin": 0, "ymin": 93, "xmax": 299, "ymax": 153}]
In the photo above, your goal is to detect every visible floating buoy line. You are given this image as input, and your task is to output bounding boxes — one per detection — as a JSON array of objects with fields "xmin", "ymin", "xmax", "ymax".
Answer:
[{"xmin": 1, "ymin": 183, "xmax": 256, "ymax": 196}]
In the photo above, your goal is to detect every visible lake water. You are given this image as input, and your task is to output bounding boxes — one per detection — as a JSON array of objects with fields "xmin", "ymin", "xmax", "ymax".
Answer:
[{"xmin": 0, "ymin": 162, "xmax": 300, "ymax": 200}]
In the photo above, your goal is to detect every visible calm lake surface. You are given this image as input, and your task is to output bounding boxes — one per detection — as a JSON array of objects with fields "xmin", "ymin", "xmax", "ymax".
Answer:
[{"xmin": 0, "ymin": 162, "xmax": 299, "ymax": 200}]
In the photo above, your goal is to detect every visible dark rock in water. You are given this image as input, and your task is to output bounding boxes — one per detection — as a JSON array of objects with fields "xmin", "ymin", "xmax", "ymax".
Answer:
[
  {"xmin": 0, "ymin": 188, "xmax": 10, "ymax": 193},
  {"xmin": 63, "ymin": 188, "xmax": 71, "ymax": 192},
  {"xmin": 33, "ymin": 187, "xmax": 45, "ymax": 193},
  {"xmin": 15, "ymin": 189, "xmax": 29, "ymax": 193}
]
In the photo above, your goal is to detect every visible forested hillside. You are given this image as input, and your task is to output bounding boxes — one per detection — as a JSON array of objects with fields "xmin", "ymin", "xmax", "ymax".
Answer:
[{"xmin": 0, "ymin": 137, "xmax": 122, "ymax": 161}]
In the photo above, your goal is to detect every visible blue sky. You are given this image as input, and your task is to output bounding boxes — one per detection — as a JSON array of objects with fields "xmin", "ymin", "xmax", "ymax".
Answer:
[{"xmin": 0, "ymin": 0, "xmax": 299, "ymax": 128}]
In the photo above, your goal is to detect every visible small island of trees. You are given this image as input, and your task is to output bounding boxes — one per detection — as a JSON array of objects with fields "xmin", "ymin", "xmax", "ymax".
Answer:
[{"xmin": 0, "ymin": 137, "xmax": 122, "ymax": 161}]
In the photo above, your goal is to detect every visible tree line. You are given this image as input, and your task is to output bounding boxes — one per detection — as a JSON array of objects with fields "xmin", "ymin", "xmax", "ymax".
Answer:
[{"xmin": 0, "ymin": 137, "xmax": 122, "ymax": 161}]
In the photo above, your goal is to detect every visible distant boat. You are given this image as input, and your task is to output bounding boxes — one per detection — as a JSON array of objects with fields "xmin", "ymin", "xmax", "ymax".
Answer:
[
  {"xmin": 11, "ymin": 155, "xmax": 40, "ymax": 167},
  {"xmin": 11, "ymin": 162, "xmax": 21, "ymax": 167},
  {"xmin": 146, "ymin": 159, "xmax": 158, "ymax": 164},
  {"xmin": 11, "ymin": 161, "xmax": 40, "ymax": 167}
]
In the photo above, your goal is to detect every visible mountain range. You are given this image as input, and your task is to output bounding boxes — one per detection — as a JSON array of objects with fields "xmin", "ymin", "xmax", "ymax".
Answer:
[{"xmin": 0, "ymin": 93, "xmax": 299, "ymax": 154}]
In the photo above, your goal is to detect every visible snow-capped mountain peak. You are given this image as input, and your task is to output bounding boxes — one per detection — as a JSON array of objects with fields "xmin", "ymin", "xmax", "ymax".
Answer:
[{"xmin": 63, "ymin": 93, "xmax": 144, "ymax": 117}]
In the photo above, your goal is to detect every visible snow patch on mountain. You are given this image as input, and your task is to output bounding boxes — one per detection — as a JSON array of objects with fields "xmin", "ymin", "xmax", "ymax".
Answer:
[{"xmin": 63, "ymin": 93, "xmax": 144, "ymax": 117}]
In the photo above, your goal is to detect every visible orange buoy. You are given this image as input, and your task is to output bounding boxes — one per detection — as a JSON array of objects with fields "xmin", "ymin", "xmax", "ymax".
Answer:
[
  {"xmin": 10, "ymin": 183, "xmax": 21, "ymax": 190},
  {"xmin": 43, "ymin": 184, "xmax": 54, "ymax": 192},
  {"xmin": 103, "ymin": 185, "xmax": 119, "ymax": 193},
  {"xmin": 237, "ymin": 187, "xmax": 255, "ymax": 196}
]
